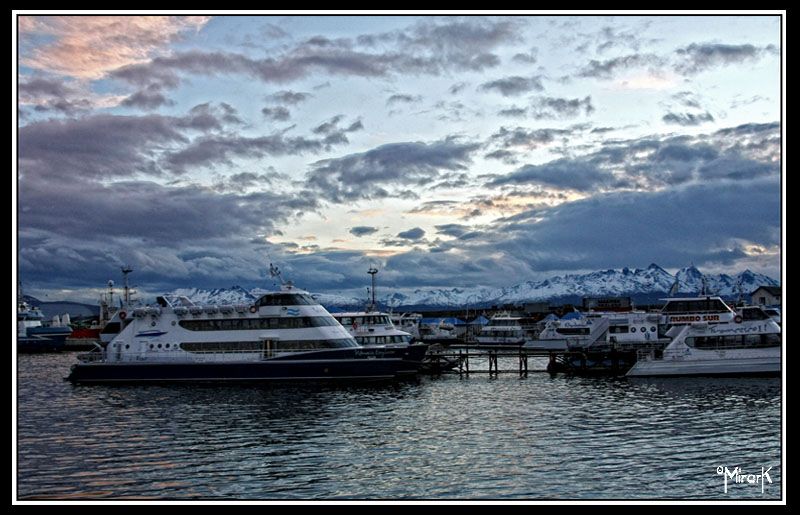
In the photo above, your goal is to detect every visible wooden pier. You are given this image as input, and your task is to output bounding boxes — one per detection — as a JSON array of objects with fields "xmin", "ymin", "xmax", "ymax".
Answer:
[
  {"xmin": 424, "ymin": 347, "xmax": 553, "ymax": 376},
  {"xmin": 424, "ymin": 344, "xmax": 659, "ymax": 376}
]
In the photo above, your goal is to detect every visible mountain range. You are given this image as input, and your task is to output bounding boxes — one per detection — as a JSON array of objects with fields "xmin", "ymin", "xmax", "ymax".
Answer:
[{"xmin": 167, "ymin": 264, "xmax": 779, "ymax": 308}]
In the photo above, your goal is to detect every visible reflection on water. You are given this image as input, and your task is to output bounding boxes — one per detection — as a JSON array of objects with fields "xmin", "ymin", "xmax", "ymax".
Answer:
[{"xmin": 17, "ymin": 353, "xmax": 781, "ymax": 499}]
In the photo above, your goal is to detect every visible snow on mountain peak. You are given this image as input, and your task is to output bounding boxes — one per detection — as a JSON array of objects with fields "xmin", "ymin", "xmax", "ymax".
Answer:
[{"xmin": 169, "ymin": 265, "xmax": 779, "ymax": 307}]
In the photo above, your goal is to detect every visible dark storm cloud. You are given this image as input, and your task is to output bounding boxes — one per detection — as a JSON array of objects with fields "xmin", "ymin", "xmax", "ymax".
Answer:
[
  {"xmin": 529, "ymin": 96, "xmax": 594, "ymax": 120},
  {"xmin": 163, "ymin": 130, "xmax": 351, "ymax": 174},
  {"xmin": 484, "ymin": 149, "xmax": 517, "ymax": 164},
  {"xmin": 662, "ymin": 111, "xmax": 715, "ymax": 126},
  {"xmin": 19, "ymin": 114, "xmax": 188, "ymax": 180},
  {"xmin": 349, "ymin": 226, "xmax": 379, "ymax": 237},
  {"xmin": 311, "ymin": 115, "xmax": 363, "ymax": 136},
  {"xmin": 121, "ymin": 85, "xmax": 174, "ymax": 110},
  {"xmin": 490, "ymin": 126, "xmax": 571, "ymax": 149},
  {"xmin": 213, "ymin": 170, "xmax": 287, "ymax": 192},
  {"xmin": 407, "ymin": 200, "xmax": 459, "ymax": 214},
  {"xmin": 261, "ymin": 106, "xmax": 291, "ymax": 121},
  {"xmin": 448, "ymin": 82, "xmax": 468, "ymax": 95},
  {"xmin": 21, "ymin": 180, "xmax": 316, "ymax": 244},
  {"xmin": 305, "ymin": 138, "xmax": 480, "ymax": 202},
  {"xmin": 386, "ymin": 93, "xmax": 422, "ymax": 105},
  {"xmin": 19, "ymin": 77, "xmax": 97, "ymax": 114},
  {"xmin": 109, "ymin": 18, "xmax": 520, "ymax": 93},
  {"xmin": 487, "ymin": 121, "xmax": 780, "ymax": 193},
  {"xmin": 434, "ymin": 224, "xmax": 471, "ymax": 237},
  {"xmin": 266, "ymin": 90, "xmax": 312, "ymax": 105},
  {"xmin": 497, "ymin": 106, "xmax": 527, "ymax": 118},
  {"xmin": 490, "ymin": 177, "xmax": 780, "ymax": 272},
  {"xmin": 18, "ymin": 174, "xmax": 324, "ymax": 293},
  {"xmin": 489, "ymin": 160, "xmax": 612, "ymax": 191},
  {"xmin": 177, "ymin": 102, "xmax": 243, "ymax": 131},
  {"xmin": 20, "ymin": 77, "xmax": 71, "ymax": 98},
  {"xmin": 478, "ymin": 76, "xmax": 544, "ymax": 96},
  {"xmin": 511, "ymin": 46, "xmax": 538, "ymax": 64},
  {"xmin": 577, "ymin": 53, "xmax": 666, "ymax": 79},
  {"xmin": 674, "ymin": 43, "xmax": 778, "ymax": 75},
  {"xmin": 396, "ymin": 227, "xmax": 426, "ymax": 240}
]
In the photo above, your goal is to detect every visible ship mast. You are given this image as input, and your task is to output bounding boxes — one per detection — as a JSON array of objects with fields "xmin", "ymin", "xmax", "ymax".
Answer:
[
  {"xmin": 121, "ymin": 265, "xmax": 133, "ymax": 306},
  {"xmin": 367, "ymin": 266, "xmax": 378, "ymax": 312}
]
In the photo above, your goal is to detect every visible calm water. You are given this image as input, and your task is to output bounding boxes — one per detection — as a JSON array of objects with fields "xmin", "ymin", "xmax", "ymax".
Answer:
[{"xmin": 17, "ymin": 352, "xmax": 782, "ymax": 500}]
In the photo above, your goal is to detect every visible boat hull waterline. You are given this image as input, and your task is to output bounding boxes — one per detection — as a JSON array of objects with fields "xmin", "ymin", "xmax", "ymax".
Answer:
[
  {"xmin": 626, "ymin": 356, "xmax": 780, "ymax": 377},
  {"xmin": 67, "ymin": 346, "xmax": 428, "ymax": 384}
]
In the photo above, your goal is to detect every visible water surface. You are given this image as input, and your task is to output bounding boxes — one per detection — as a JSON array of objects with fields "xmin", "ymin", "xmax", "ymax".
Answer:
[{"xmin": 17, "ymin": 353, "xmax": 782, "ymax": 500}]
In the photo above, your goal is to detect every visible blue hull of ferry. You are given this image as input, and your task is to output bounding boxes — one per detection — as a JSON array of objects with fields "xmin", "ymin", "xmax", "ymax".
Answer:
[
  {"xmin": 18, "ymin": 330, "xmax": 71, "ymax": 353},
  {"xmin": 67, "ymin": 345, "xmax": 428, "ymax": 384}
]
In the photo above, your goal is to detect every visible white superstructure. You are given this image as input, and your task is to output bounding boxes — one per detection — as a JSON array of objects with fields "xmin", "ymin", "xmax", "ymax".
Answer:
[
  {"xmin": 333, "ymin": 311, "xmax": 413, "ymax": 346},
  {"xmin": 97, "ymin": 286, "xmax": 359, "ymax": 364},
  {"xmin": 627, "ymin": 305, "xmax": 781, "ymax": 377}
]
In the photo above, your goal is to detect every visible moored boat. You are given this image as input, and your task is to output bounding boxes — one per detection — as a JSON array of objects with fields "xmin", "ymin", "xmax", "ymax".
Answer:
[
  {"xmin": 626, "ymin": 305, "xmax": 781, "ymax": 377},
  {"xmin": 67, "ymin": 266, "xmax": 427, "ymax": 384}
]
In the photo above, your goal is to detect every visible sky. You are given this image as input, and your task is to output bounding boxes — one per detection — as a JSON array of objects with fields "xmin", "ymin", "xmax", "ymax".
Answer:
[{"xmin": 14, "ymin": 13, "xmax": 784, "ymax": 302}]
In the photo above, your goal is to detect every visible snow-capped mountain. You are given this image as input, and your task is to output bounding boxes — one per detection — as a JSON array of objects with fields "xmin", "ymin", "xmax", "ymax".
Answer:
[
  {"xmin": 169, "ymin": 285, "xmax": 256, "ymax": 305},
  {"xmin": 169, "ymin": 264, "xmax": 779, "ymax": 308}
]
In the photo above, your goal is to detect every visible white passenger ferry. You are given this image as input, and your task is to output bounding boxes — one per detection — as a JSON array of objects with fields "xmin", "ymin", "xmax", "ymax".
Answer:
[
  {"xmin": 67, "ymin": 270, "xmax": 427, "ymax": 383},
  {"xmin": 627, "ymin": 305, "xmax": 781, "ymax": 377}
]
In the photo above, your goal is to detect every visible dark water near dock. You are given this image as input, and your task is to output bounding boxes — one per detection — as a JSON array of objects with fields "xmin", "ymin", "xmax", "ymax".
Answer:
[{"xmin": 17, "ymin": 352, "xmax": 782, "ymax": 500}]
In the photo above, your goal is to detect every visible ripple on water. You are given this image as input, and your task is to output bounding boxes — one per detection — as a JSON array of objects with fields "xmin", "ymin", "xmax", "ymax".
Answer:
[{"xmin": 16, "ymin": 352, "xmax": 782, "ymax": 499}]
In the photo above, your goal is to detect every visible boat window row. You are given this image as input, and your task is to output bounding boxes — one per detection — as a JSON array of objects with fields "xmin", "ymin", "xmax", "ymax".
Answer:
[
  {"xmin": 482, "ymin": 330, "xmax": 523, "ymax": 337},
  {"xmin": 662, "ymin": 299, "xmax": 731, "ymax": 314},
  {"xmin": 335, "ymin": 316, "xmax": 391, "ymax": 326},
  {"xmin": 357, "ymin": 335, "xmax": 411, "ymax": 344},
  {"xmin": 555, "ymin": 327, "xmax": 591, "ymax": 335},
  {"xmin": 739, "ymin": 308, "xmax": 771, "ymax": 321},
  {"xmin": 685, "ymin": 333, "xmax": 781, "ymax": 349},
  {"xmin": 179, "ymin": 338, "xmax": 358, "ymax": 352},
  {"xmin": 178, "ymin": 316, "xmax": 340, "ymax": 331},
  {"xmin": 255, "ymin": 293, "xmax": 317, "ymax": 306}
]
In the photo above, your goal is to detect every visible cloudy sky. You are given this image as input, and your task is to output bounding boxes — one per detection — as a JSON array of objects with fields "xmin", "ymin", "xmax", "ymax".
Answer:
[{"xmin": 14, "ymin": 14, "xmax": 783, "ymax": 301}]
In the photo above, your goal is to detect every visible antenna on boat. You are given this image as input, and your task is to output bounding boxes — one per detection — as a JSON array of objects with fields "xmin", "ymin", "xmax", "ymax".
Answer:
[
  {"xmin": 269, "ymin": 262, "xmax": 289, "ymax": 287},
  {"xmin": 735, "ymin": 278, "xmax": 744, "ymax": 306},
  {"xmin": 367, "ymin": 266, "xmax": 378, "ymax": 312},
  {"xmin": 121, "ymin": 266, "xmax": 133, "ymax": 306}
]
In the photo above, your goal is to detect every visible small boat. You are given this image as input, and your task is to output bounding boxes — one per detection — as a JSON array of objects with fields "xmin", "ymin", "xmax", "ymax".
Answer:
[
  {"xmin": 17, "ymin": 300, "xmax": 71, "ymax": 353},
  {"xmin": 474, "ymin": 312, "xmax": 530, "ymax": 346}
]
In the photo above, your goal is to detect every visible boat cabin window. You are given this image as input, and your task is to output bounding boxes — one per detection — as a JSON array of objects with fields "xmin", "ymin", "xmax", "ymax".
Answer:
[
  {"xmin": 685, "ymin": 333, "xmax": 781, "ymax": 349},
  {"xmin": 555, "ymin": 327, "xmax": 590, "ymax": 336},
  {"xmin": 101, "ymin": 322, "xmax": 121, "ymax": 334},
  {"xmin": 609, "ymin": 325, "xmax": 629, "ymax": 334},
  {"xmin": 662, "ymin": 298, "xmax": 731, "ymax": 313},
  {"xmin": 337, "ymin": 315, "xmax": 392, "ymax": 326},
  {"xmin": 179, "ymin": 337, "xmax": 358, "ymax": 353},
  {"xmin": 256, "ymin": 293, "xmax": 316, "ymax": 306},
  {"xmin": 740, "ymin": 308, "xmax": 770, "ymax": 321},
  {"xmin": 178, "ymin": 316, "xmax": 339, "ymax": 331}
]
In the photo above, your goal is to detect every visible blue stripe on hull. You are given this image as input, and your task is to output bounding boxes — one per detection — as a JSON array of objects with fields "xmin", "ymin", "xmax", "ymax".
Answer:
[
  {"xmin": 67, "ymin": 344, "xmax": 430, "ymax": 384},
  {"xmin": 18, "ymin": 337, "xmax": 68, "ymax": 353}
]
